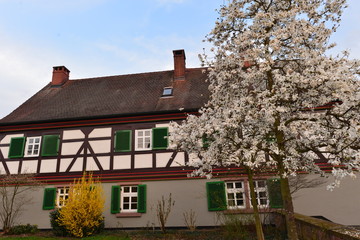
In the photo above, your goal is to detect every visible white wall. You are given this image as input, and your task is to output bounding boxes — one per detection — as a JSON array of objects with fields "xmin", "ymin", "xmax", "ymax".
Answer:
[{"xmin": 293, "ymin": 174, "xmax": 360, "ymax": 225}]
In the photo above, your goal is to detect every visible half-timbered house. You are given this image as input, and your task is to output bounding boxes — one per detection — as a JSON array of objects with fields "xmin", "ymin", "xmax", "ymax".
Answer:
[{"xmin": 0, "ymin": 49, "xmax": 359, "ymax": 228}]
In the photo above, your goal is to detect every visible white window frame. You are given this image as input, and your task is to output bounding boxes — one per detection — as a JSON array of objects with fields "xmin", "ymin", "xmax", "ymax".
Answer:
[
  {"xmin": 56, "ymin": 187, "xmax": 70, "ymax": 208},
  {"xmin": 135, "ymin": 129, "xmax": 152, "ymax": 151},
  {"xmin": 251, "ymin": 180, "xmax": 269, "ymax": 208},
  {"xmin": 225, "ymin": 181, "xmax": 246, "ymax": 209},
  {"xmin": 24, "ymin": 136, "xmax": 42, "ymax": 157},
  {"xmin": 121, "ymin": 185, "xmax": 138, "ymax": 213}
]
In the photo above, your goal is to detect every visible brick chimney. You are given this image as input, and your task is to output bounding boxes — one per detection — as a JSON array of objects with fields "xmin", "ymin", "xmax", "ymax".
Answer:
[
  {"xmin": 173, "ymin": 49, "xmax": 186, "ymax": 80},
  {"xmin": 51, "ymin": 66, "xmax": 70, "ymax": 86}
]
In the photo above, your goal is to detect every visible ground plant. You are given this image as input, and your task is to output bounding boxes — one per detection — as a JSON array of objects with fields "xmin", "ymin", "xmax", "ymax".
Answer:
[
  {"xmin": 156, "ymin": 193, "xmax": 175, "ymax": 233},
  {"xmin": 49, "ymin": 209, "xmax": 69, "ymax": 237},
  {"xmin": 219, "ymin": 214, "xmax": 256, "ymax": 240},
  {"xmin": 183, "ymin": 209, "xmax": 197, "ymax": 231},
  {"xmin": 7, "ymin": 224, "xmax": 38, "ymax": 235}
]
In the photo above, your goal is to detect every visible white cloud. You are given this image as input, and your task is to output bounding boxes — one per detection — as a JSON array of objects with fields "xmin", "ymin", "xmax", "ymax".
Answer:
[{"xmin": 95, "ymin": 34, "xmax": 206, "ymax": 73}]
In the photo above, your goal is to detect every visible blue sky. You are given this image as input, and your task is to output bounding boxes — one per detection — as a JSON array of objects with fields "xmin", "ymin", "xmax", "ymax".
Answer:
[{"xmin": 0, "ymin": 0, "xmax": 359, "ymax": 119}]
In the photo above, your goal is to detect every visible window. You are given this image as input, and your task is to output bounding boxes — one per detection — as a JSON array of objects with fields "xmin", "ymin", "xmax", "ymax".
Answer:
[
  {"xmin": 8, "ymin": 135, "xmax": 60, "ymax": 159},
  {"xmin": 111, "ymin": 184, "xmax": 146, "ymax": 214},
  {"xmin": 24, "ymin": 136, "xmax": 42, "ymax": 157},
  {"xmin": 121, "ymin": 186, "xmax": 138, "ymax": 212},
  {"xmin": 133, "ymin": 127, "xmax": 168, "ymax": 151},
  {"xmin": 254, "ymin": 180, "xmax": 269, "ymax": 207},
  {"xmin": 162, "ymin": 87, "xmax": 173, "ymax": 97},
  {"xmin": 56, "ymin": 187, "xmax": 70, "ymax": 208},
  {"xmin": 252, "ymin": 180, "xmax": 269, "ymax": 207},
  {"xmin": 42, "ymin": 187, "xmax": 70, "ymax": 210},
  {"xmin": 206, "ymin": 179, "xmax": 277, "ymax": 212},
  {"xmin": 226, "ymin": 181, "xmax": 246, "ymax": 209},
  {"xmin": 135, "ymin": 129, "xmax": 152, "ymax": 150}
]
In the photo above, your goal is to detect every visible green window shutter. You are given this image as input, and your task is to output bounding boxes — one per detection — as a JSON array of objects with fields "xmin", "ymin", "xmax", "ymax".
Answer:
[
  {"xmin": 111, "ymin": 186, "xmax": 121, "ymax": 214},
  {"xmin": 267, "ymin": 178, "xmax": 283, "ymax": 208},
  {"xmin": 202, "ymin": 135, "xmax": 209, "ymax": 148},
  {"xmin": 206, "ymin": 181, "xmax": 227, "ymax": 211},
  {"xmin": 152, "ymin": 127, "xmax": 168, "ymax": 150},
  {"xmin": 43, "ymin": 188, "xmax": 56, "ymax": 210},
  {"xmin": 137, "ymin": 184, "xmax": 147, "ymax": 213},
  {"xmin": 8, "ymin": 137, "xmax": 26, "ymax": 159},
  {"xmin": 41, "ymin": 135, "xmax": 60, "ymax": 157},
  {"xmin": 114, "ymin": 130, "xmax": 132, "ymax": 152}
]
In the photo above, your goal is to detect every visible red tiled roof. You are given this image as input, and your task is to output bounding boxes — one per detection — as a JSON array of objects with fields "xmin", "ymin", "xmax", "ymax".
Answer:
[{"xmin": 0, "ymin": 68, "xmax": 210, "ymax": 124}]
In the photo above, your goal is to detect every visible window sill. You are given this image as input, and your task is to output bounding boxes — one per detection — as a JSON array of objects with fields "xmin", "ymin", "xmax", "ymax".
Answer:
[
  {"xmin": 115, "ymin": 212, "xmax": 142, "ymax": 218},
  {"xmin": 223, "ymin": 208, "xmax": 272, "ymax": 214},
  {"xmin": 24, "ymin": 155, "xmax": 40, "ymax": 158}
]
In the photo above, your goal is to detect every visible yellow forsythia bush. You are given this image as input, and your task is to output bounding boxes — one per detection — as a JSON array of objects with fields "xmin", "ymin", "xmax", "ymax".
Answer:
[{"xmin": 57, "ymin": 172, "xmax": 105, "ymax": 238}]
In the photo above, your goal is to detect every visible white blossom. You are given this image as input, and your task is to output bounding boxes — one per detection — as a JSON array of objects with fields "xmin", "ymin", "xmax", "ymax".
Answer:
[{"xmin": 169, "ymin": 0, "xmax": 360, "ymax": 187}]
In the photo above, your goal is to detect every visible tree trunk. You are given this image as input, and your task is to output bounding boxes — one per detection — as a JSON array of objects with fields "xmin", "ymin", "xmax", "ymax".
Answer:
[
  {"xmin": 274, "ymin": 115, "xmax": 299, "ymax": 240},
  {"xmin": 279, "ymin": 171, "xmax": 299, "ymax": 240},
  {"xmin": 247, "ymin": 168, "xmax": 265, "ymax": 240}
]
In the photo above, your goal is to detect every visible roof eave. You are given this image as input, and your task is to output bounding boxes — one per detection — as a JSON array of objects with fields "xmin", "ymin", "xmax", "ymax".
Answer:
[{"xmin": 0, "ymin": 108, "xmax": 201, "ymax": 127}]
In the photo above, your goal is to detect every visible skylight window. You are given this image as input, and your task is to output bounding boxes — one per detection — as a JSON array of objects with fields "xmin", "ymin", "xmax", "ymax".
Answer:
[{"xmin": 162, "ymin": 87, "xmax": 173, "ymax": 97}]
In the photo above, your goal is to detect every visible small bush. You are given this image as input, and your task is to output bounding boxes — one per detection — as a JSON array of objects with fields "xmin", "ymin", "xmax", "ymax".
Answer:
[
  {"xmin": 80, "ymin": 218, "xmax": 105, "ymax": 237},
  {"xmin": 183, "ymin": 209, "xmax": 197, "ymax": 231},
  {"xmin": 7, "ymin": 224, "xmax": 38, "ymax": 235},
  {"xmin": 220, "ymin": 214, "xmax": 256, "ymax": 240},
  {"xmin": 50, "ymin": 209, "xmax": 69, "ymax": 237},
  {"xmin": 156, "ymin": 193, "xmax": 175, "ymax": 233}
]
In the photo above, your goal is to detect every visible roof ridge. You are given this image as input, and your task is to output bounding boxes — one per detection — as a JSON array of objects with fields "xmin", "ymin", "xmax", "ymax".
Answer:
[{"xmin": 69, "ymin": 67, "xmax": 207, "ymax": 81}]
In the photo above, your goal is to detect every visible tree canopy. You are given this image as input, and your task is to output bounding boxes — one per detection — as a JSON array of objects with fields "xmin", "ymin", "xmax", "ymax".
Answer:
[
  {"xmin": 170, "ymin": 1, "xmax": 359, "ymax": 239},
  {"xmin": 170, "ymin": 0, "xmax": 359, "ymax": 188}
]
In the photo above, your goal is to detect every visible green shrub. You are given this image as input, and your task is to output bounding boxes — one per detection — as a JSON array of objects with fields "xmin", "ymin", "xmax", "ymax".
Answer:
[
  {"xmin": 80, "ymin": 218, "xmax": 105, "ymax": 237},
  {"xmin": 49, "ymin": 209, "xmax": 69, "ymax": 237},
  {"xmin": 220, "ymin": 214, "xmax": 256, "ymax": 240},
  {"xmin": 7, "ymin": 224, "xmax": 38, "ymax": 235}
]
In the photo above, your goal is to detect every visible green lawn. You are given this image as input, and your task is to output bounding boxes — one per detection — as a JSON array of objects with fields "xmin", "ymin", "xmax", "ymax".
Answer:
[
  {"xmin": 0, "ymin": 231, "xmax": 131, "ymax": 240},
  {"xmin": 1, "ymin": 237, "xmax": 130, "ymax": 240},
  {"xmin": 0, "ymin": 234, "xmax": 130, "ymax": 240},
  {"xmin": 0, "ymin": 230, "xmax": 222, "ymax": 240},
  {"xmin": 0, "ymin": 227, "xmax": 284, "ymax": 239}
]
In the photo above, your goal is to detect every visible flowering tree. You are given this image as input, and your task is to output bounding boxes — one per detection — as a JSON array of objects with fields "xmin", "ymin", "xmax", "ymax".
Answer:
[{"xmin": 170, "ymin": 0, "xmax": 360, "ymax": 239}]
